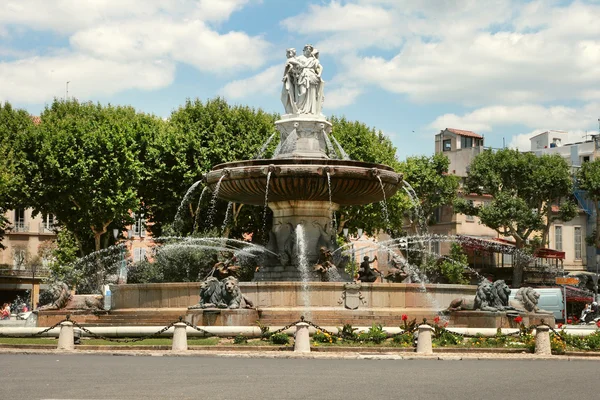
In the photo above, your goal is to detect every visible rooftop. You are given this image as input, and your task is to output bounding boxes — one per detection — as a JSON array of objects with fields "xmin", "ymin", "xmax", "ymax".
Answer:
[{"xmin": 443, "ymin": 128, "xmax": 483, "ymax": 139}]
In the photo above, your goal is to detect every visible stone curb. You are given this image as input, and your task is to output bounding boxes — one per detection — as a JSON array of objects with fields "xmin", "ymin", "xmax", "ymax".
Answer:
[{"xmin": 1, "ymin": 347, "xmax": 600, "ymax": 361}]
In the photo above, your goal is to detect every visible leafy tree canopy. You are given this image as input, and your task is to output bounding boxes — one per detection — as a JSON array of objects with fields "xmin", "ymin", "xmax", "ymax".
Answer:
[
  {"xmin": 456, "ymin": 148, "xmax": 575, "ymax": 286},
  {"xmin": 577, "ymin": 159, "xmax": 600, "ymax": 248}
]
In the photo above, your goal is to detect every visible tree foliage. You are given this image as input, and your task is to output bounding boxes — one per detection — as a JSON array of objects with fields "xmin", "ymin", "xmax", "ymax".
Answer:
[
  {"xmin": 330, "ymin": 116, "xmax": 409, "ymax": 236},
  {"xmin": 577, "ymin": 159, "xmax": 600, "ymax": 248},
  {"xmin": 28, "ymin": 99, "xmax": 160, "ymax": 252},
  {"xmin": 0, "ymin": 103, "xmax": 36, "ymax": 249},
  {"xmin": 456, "ymin": 148, "xmax": 575, "ymax": 286},
  {"xmin": 399, "ymin": 153, "xmax": 460, "ymax": 233}
]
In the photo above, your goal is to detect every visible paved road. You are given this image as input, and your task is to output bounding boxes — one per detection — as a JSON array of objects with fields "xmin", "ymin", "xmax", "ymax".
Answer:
[{"xmin": 1, "ymin": 354, "xmax": 596, "ymax": 399}]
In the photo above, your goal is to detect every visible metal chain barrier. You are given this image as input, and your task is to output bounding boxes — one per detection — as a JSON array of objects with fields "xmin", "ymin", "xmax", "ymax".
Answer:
[
  {"xmin": 71, "ymin": 319, "xmax": 179, "ymax": 343},
  {"xmin": 299, "ymin": 316, "xmax": 339, "ymax": 338},
  {"xmin": 180, "ymin": 320, "xmax": 216, "ymax": 337},
  {"xmin": 0, "ymin": 318, "xmax": 68, "ymax": 338}
]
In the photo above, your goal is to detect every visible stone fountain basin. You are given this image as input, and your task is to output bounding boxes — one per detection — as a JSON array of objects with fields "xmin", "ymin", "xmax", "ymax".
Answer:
[{"xmin": 205, "ymin": 159, "xmax": 402, "ymax": 206}]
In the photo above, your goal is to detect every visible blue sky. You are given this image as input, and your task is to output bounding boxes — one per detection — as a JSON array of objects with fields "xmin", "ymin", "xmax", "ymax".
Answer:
[{"xmin": 2, "ymin": 0, "xmax": 600, "ymax": 158}]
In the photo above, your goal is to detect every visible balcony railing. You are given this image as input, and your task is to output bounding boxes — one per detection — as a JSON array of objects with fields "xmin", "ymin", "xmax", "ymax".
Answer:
[
  {"xmin": 38, "ymin": 222, "xmax": 56, "ymax": 234},
  {"xmin": 0, "ymin": 266, "xmax": 51, "ymax": 278},
  {"xmin": 11, "ymin": 222, "xmax": 30, "ymax": 233}
]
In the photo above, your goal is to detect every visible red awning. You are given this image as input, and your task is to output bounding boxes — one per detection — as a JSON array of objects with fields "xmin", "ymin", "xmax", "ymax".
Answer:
[{"xmin": 565, "ymin": 285, "xmax": 594, "ymax": 303}]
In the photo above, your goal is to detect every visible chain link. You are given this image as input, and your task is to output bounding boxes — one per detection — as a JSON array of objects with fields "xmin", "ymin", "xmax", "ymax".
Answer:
[
  {"xmin": 181, "ymin": 320, "xmax": 215, "ymax": 337},
  {"xmin": 71, "ymin": 319, "xmax": 178, "ymax": 343}
]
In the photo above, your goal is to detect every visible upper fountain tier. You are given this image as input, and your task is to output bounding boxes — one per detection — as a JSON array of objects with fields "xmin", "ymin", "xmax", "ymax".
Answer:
[{"xmin": 205, "ymin": 44, "xmax": 402, "ymax": 207}]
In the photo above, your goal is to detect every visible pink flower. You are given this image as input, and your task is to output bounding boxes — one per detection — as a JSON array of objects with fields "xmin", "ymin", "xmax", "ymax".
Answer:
[
  {"xmin": 514, "ymin": 316, "xmax": 523, "ymax": 323},
  {"xmin": 401, "ymin": 314, "xmax": 408, "ymax": 321}
]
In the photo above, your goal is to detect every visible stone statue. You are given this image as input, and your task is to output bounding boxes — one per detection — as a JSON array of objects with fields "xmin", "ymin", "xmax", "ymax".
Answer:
[
  {"xmin": 212, "ymin": 256, "xmax": 241, "ymax": 279},
  {"xmin": 447, "ymin": 280, "xmax": 497, "ymax": 312},
  {"xmin": 38, "ymin": 282, "xmax": 71, "ymax": 310},
  {"xmin": 490, "ymin": 280, "xmax": 514, "ymax": 311},
  {"xmin": 509, "ymin": 287, "xmax": 542, "ymax": 313},
  {"xmin": 314, "ymin": 246, "xmax": 336, "ymax": 282},
  {"xmin": 384, "ymin": 255, "xmax": 408, "ymax": 283},
  {"xmin": 357, "ymin": 255, "xmax": 379, "ymax": 283},
  {"xmin": 190, "ymin": 276, "xmax": 254, "ymax": 310},
  {"xmin": 280, "ymin": 44, "xmax": 324, "ymax": 115}
]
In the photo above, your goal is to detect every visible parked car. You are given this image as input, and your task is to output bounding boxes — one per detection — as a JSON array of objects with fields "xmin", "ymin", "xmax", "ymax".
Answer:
[{"xmin": 510, "ymin": 287, "xmax": 564, "ymax": 322}]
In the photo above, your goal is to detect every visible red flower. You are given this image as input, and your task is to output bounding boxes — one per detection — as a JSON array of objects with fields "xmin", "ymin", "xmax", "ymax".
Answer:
[
  {"xmin": 557, "ymin": 323, "xmax": 563, "ymax": 329},
  {"xmin": 401, "ymin": 314, "xmax": 408, "ymax": 321},
  {"xmin": 444, "ymin": 322, "xmax": 449, "ymax": 328},
  {"xmin": 434, "ymin": 316, "xmax": 440, "ymax": 324},
  {"xmin": 514, "ymin": 316, "xmax": 523, "ymax": 323},
  {"xmin": 567, "ymin": 319, "xmax": 573, "ymax": 324},
  {"xmin": 596, "ymin": 321, "xmax": 600, "ymax": 328}
]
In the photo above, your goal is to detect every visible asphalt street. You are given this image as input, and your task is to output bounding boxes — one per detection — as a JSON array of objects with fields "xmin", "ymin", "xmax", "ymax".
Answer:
[{"xmin": 1, "ymin": 354, "xmax": 596, "ymax": 400}]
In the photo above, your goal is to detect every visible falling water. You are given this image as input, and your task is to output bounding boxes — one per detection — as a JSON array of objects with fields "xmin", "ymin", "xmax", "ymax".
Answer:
[
  {"xmin": 326, "ymin": 267, "xmax": 342, "ymax": 282},
  {"xmin": 262, "ymin": 171, "xmax": 272, "ymax": 236},
  {"xmin": 192, "ymin": 187, "xmax": 209, "ymax": 232},
  {"xmin": 295, "ymin": 224, "xmax": 312, "ymax": 320},
  {"xmin": 331, "ymin": 135, "xmax": 350, "ymax": 160},
  {"xmin": 376, "ymin": 176, "xmax": 390, "ymax": 228},
  {"xmin": 254, "ymin": 133, "xmax": 277, "ymax": 159},
  {"xmin": 174, "ymin": 180, "xmax": 202, "ymax": 231},
  {"xmin": 206, "ymin": 176, "xmax": 225, "ymax": 227},
  {"xmin": 221, "ymin": 202, "xmax": 233, "ymax": 233},
  {"xmin": 402, "ymin": 180, "xmax": 427, "ymax": 235},
  {"xmin": 323, "ymin": 132, "xmax": 338, "ymax": 159},
  {"xmin": 326, "ymin": 171, "xmax": 337, "ymax": 234}
]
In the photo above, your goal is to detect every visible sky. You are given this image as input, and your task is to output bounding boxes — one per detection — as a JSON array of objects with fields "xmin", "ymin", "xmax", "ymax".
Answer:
[{"xmin": 2, "ymin": 0, "xmax": 600, "ymax": 159}]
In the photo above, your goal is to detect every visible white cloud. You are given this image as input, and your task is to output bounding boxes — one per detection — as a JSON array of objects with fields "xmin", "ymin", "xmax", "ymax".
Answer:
[
  {"xmin": 220, "ymin": 65, "xmax": 280, "ymax": 99},
  {"xmin": 0, "ymin": 0, "xmax": 269, "ymax": 103},
  {"xmin": 428, "ymin": 103, "xmax": 600, "ymax": 133},
  {"xmin": 323, "ymin": 86, "xmax": 362, "ymax": 110},
  {"xmin": 0, "ymin": 54, "xmax": 175, "ymax": 103},
  {"xmin": 71, "ymin": 19, "xmax": 270, "ymax": 73}
]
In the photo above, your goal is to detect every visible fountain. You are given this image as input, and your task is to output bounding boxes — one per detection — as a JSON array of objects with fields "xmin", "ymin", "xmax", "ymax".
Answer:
[{"xmin": 204, "ymin": 44, "xmax": 401, "ymax": 281}]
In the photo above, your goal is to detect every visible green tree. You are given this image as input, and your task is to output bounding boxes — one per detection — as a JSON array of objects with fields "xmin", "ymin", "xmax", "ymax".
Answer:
[
  {"xmin": 437, "ymin": 242, "xmax": 469, "ymax": 284},
  {"xmin": 141, "ymin": 98, "xmax": 278, "ymax": 239},
  {"xmin": 399, "ymin": 153, "xmax": 460, "ymax": 233},
  {"xmin": 28, "ymin": 99, "xmax": 160, "ymax": 252},
  {"xmin": 577, "ymin": 159, "xmax": 600, "ymax": 249},
  {"xmin": 0, "ymin": 103, "xmax": 36, "ymax": 249},
  {"xmin": 329, "ymin": 116, "xmax": 409, "ymax": 236},
  {"xmin": 456, "ymin": 148, "xmax": 575, "ymax": 287}
]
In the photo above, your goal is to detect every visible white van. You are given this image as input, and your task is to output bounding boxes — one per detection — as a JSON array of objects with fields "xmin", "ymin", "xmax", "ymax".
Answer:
[{"xmin": 509, "ymin": 288, "xmax": 564, "ymax": 322}]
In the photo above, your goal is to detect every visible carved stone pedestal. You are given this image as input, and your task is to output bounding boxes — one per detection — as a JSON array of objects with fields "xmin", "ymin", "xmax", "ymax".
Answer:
[
  {"xmin": 274, "ymin": 115, "xmax": 333, "ymax": 159},
  {"xmin": 185, "ymin": 308, "xmax": 259, "ymax": 327}
]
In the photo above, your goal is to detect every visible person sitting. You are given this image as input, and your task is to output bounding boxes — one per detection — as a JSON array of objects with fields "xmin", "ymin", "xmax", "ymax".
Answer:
[
  {"xmin": 1, "ymin": 303, "xmax": 10, "ymax": 320},
  {"xmin": 357, "ymin": 255, "xmax": 379, "ymax": 283}
]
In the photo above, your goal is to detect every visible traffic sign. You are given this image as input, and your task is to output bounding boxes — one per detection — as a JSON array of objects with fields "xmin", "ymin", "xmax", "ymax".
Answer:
[{"xmin": 555, "ymin": 277, "xmax": 580, "ymax": 285}]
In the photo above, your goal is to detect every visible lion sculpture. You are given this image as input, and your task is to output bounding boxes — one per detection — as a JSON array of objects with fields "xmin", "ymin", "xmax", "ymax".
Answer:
[
  {"xmin": 447, "ymin": 280, "xmax": 498, "ymax": 312},
  {"xmin": 509, "ymin": 287, "xmax": 542, "ymax": 313},
  {"xmin": 189, "ymin": 276, "xmax": 254, "ymax": 309},
  {"xmin": 38, "ymin": 282, "xmax": 72, "ymax": 310},
  {"xmin": 489, "ymin": 280, "xmax": 515, "ymax": 311}
]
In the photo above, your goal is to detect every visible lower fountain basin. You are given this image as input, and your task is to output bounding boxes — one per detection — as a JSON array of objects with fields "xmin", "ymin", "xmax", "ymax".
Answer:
[{"xmin": 205, "ymin": 158, "xmax": 402, "ymax": 206}]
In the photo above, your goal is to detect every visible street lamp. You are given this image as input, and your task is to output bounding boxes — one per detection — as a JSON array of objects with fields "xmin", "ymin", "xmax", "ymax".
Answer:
[{"xmin": 113, "ymin": 229, "xmax": 126, "ymax": 284}]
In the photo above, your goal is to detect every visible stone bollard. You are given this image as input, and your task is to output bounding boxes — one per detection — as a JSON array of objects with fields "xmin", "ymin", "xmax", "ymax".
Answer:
[
  {"xmin": 57, "ymin": 321, "xmax": 75, "ymax": 351},
  {"xmin": 294, "ymin": 322, "xmax": 310, "ymax": 353},
  {"xmin": 416, "ymin": 324, "xmax": 433, "ymax": 355},
  {"xmin": 535, "ymin": 325, "xmax": 552, "ymax": 356},
  {"xmin": 172, "ymin": 322, "xmax": 188, "ymax": 352}
]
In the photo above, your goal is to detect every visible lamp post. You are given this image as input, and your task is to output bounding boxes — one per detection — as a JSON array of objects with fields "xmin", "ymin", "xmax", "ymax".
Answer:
[{"xmin": 113, "ymin": 229, "xmax": 127, "ymax": 284}]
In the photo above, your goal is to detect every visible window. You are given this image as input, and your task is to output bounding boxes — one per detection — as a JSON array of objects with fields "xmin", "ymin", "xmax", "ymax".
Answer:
[
  {"xmin": 583, "ymin": 156, "xmax": 590, "ymax": 163},
  {"xmin": 574, "ymin": 227, "xmax": 582, "ymax": 260},
  {"xmin": 14, "ymin": 209, "xmax": 26, "ymax": 231},
  {"xmin": 443, "ymin": 139, "xmax": 452, "ymax": 151},
  {"xmin": 430, "ymin": 241, "xmax": 440, "ymax": 255},
  {"xmin": 133, "ymin": 247, "xmax": 146, "ymax": 263},
  {"xmin": 465, "ymin": 200, "xmax": 474, "ymax": 222},
  {"xmin": 555, "ymin": 226, "xmax": 562, "ymax": 251},
  {"xmin": 461, "ymin": 136, "xmax": 473, "ymax": 148},
  {"xmin": 433, "ymin": 207, "xmax": 442, "ymax": 223},
  {"xmin": 42, "ymin": 214, "xmax": 56, "ymax": 231},
  {"xmin": 132, "ymin": 213, "xmax": 146, "ymax": 238},
  {"xmin": 12, "ymin": 247, "xmax": 26, "ymax": 269}
]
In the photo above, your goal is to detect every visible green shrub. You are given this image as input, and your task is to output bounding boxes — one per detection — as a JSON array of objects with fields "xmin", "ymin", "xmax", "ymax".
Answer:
[
  {"xmin": 270, "ymin": 333, "xmax": 289, "ymax": 345},
  {"xmin": 357, "ymin": 324, "xmax": 387, "ymax": 344},
  {"xmin": 586, "ymin": 331, "xmax": 600, "ymax": 350},
  {"xmin": 233, "ymin": 335, "xmax": 248, "ymax": 344},
  {"xmin": 338, "ymin": 323, "xmax": 358, "ymax": 342},
  {"xmin": 313, "ymin": 330, "xmax": 336, "ymax": 344},
  {"xmin": 392, "ymin": 332, "xmax": 413, "ymax": 346}
]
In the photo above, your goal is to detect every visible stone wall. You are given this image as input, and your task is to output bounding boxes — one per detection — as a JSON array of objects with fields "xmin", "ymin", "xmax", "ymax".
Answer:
[{"xmin": 111, "ymin": 282, "xmax": 477, "ymax": 310}]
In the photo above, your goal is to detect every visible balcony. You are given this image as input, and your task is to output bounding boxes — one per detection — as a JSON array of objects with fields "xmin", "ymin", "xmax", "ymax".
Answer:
[
  {"xmin": 11, "ymin": 222, "xmax": 30, "ymax": 233},
  {"xmin": 0, "ymin": 266, "xmax": 51, "ymax": 278},
  {"xmin": 39, "ymin": 222, "xmax": 56, "ymax": 234}
]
